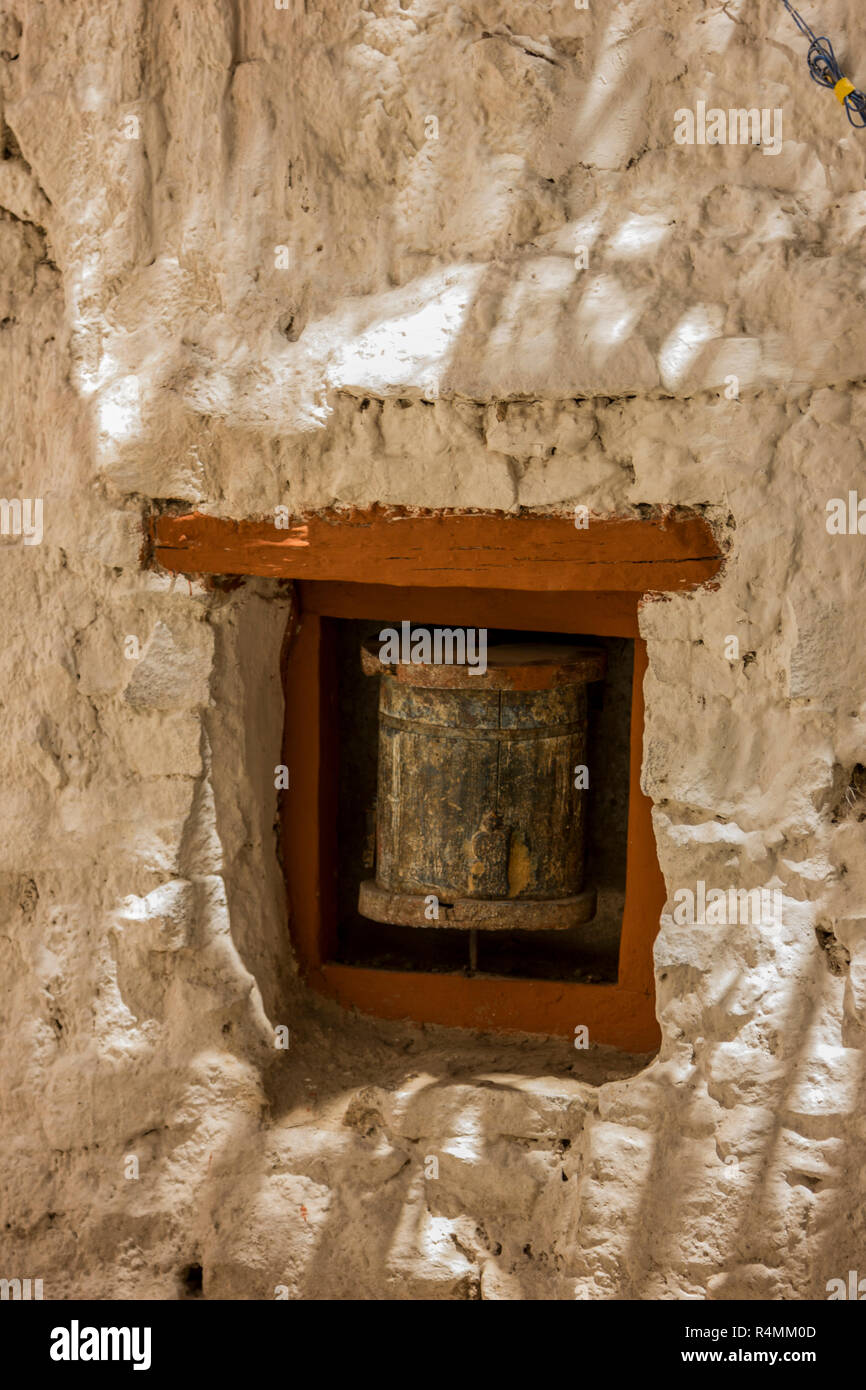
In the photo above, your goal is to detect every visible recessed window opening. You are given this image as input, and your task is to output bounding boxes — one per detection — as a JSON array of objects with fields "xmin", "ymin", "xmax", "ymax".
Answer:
[{"xmin": 155, "ymin": 505, "xmax": 722, "ymax": 1045}]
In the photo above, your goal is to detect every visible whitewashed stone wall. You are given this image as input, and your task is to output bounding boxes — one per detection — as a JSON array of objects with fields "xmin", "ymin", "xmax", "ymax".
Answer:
[{"xmin": 1, "ymin": 0, "xmax": 865, "ymax": 1298}]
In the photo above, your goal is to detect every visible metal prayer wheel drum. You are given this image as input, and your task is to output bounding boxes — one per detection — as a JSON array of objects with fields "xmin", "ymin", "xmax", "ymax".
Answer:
[{"xmin": 357, "ymin": 641, "xmax": 606, "ymax": 932}]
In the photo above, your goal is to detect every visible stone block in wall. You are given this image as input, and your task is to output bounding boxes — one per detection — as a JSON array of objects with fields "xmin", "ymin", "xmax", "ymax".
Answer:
[
  {"xmin": 377, "ymin": 398, "xmax": 475, "ymax": 460},
  {"xmin": 202, "ymin": 1173, "xmax": 332, "ymax": 1300},
  {"xmin": 599, "ymin": 1060, "xmax": 717, "ymax": 1139},
  {"xmin": 704, "ymin": 1043, "xmax": 788, "ymax": 1110},
  {"xmin": 385, "ymin": 1175, "xmax": 479, "ymax": 1300},
  {"xmin": 110, "ymin": 777, "xmax": 199, "ymax": 880},
  {"xmin": 0, "ymin": 154, "xmax": 50, "ymax": 230},
  {"xmin": 114, "ymin": 711, "xmax": 204, "ymax": 779},
  {"xmin": 114, "ymin": 879, "xmax": 196, "ymax": 954},
  {"xmin": 433, "ymin": 1135, "xmax": 553, "ymax": 1223},
  {"xmin": 42, "ymin": 1057, "xmax": 166, "ymax": 1152},
  {"xmin": 123, "ymin": 621, "xmax": 212, "ymax": 711},
  {"xmin": 482, "ymin": 401, "xmax": 596, "ymax": 458},
  {"xmin": 383, "ymin": 1074, "xmax": 590, "ymax": 1143},
  {"xmin": 517, "ymin": 443, "xmax": 625, "ymax": 509},
  {"xmin": 782, "ymin": 1046, "xmax": 862, "ymax": 1130},
  {"xmin": 706, "ymin": 1264, "xmax": 784, "ymax": 1300},
  {"xmin": 788, "ymin": 601, "xmax": 842, "ymax": 704},
  {"xmin": 840, "ymin": 924, "xmax": 866, "ymax": 1046},
  {"xmin": 829, "ymin": 823, "xmax": 866, "ymax": 906}
]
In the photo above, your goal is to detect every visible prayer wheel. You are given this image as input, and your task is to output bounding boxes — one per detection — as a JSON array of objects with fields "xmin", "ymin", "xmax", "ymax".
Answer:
[{"xmin": 357, "ymin": 638, "xmax": 606, "ymax": 937}]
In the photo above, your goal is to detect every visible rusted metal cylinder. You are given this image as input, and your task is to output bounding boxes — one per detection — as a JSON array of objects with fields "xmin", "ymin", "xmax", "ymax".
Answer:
[{"xmin": 357, "ymin": 640, "xmax": 606, "ymax": 931}]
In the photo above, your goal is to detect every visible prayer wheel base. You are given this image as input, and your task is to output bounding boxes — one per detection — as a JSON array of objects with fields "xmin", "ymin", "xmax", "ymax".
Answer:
[{"xmin": 358, "ymin": 879, "xmax": 597, "ymax": 932}]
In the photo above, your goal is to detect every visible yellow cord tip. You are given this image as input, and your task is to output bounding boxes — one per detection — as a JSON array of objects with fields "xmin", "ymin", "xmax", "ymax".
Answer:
[{"xmin": 835, "ymin": 77, "xmax": 856, "ymax": 103}]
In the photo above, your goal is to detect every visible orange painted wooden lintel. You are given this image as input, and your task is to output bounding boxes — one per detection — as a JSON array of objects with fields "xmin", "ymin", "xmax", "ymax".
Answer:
[{"xmin": 152, "ymin": 507, "xmax": 723, "ymax": 592}]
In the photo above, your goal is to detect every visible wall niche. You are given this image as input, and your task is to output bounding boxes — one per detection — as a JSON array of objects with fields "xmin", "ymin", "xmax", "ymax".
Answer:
[
  {"xmin": 153, "ymin": 506, "xmax": 724, "ymax": 1048},
  {"xmin": 282, "ymin": 581, "xmax": 661, "ymax": 1048}
]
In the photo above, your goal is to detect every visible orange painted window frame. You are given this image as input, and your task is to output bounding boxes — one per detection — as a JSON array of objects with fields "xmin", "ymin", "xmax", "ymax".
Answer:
[{"xmin": 153, "ymin": 508, "xmax": 723, "ymax": 1051}]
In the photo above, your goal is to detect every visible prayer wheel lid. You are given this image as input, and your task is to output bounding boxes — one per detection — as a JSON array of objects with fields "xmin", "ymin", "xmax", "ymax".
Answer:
[{"xmin": 361, "ymin": 638, "xmax": 606, "ymax": 690}]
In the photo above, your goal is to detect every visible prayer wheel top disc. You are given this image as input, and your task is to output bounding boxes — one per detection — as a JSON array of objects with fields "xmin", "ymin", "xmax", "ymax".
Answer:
[{"xmin": 361, "ymin": 638, "xmax": 606, "ymax": 690}]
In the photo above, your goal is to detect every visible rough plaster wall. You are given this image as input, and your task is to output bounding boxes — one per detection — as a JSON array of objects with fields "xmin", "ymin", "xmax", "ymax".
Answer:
[{"xmin": 1, "ymin": 0, "xmax": 866, "ymax": 1299}]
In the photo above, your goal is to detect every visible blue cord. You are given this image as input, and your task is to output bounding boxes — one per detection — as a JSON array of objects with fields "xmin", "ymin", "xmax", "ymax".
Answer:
[{"xmin": 778, "ymin": 0, "xmax": 866, "ymax": 127}]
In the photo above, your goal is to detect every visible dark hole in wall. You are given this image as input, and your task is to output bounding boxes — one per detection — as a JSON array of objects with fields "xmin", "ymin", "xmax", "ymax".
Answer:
[
  {"xmin": 333, "ymin": 619, "xmax": 632, "ymax": 982},
  {"xmin": 180, "ymin": 1263, "xmax": 204, "ymax": 1298}
]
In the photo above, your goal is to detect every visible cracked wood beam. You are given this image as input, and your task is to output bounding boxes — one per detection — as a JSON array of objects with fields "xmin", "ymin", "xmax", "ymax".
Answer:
[{"xmin": 151, "ymin": 507, "xmax": 725, "ymax": 592}]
